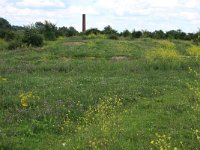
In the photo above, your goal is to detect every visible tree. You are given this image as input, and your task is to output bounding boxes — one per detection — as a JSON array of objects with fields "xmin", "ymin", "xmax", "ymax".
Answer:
[
  {"xmin": 0, "ymin": 18, "xmax": 15, "ymax": 40},
  {"xmin": 0, "ymin": 17, "xmax": 11, "ymax": 29},
  {"xmin": 132, "ymin": 30, "xmax": 142, "ymax": 38},
  {"xmin": 35, "ymin": 22, "xmax": 45, "ymax": 32},
  {"xmin": 151, "ymin": 30, "xmax": 166, "ymax": 39},
  {"xmin": 58, "ymin": 26, "xmax": 68, "ymax": 36},
  {"xmin": 43, "ymin": 20, "xmax": 57, "ymax": 41},
  {"xmin": 141, "ymin": 30, "xmax": 152, "ymax": 38},
  {"xmin": 22, "ymin": 26, "xmax": 43, "ymax": 47},
  {"xmin": 166, "ymin": 29, "xmax": 186, "ymax": 40},
  {"xmin": 103, "ymin": 25, "xmax": 118, "ymax": 35},
  {"xmin": 122, "ymin": 29, "xmax": 131, "ymax": 37},
  {"xmin": 67, "ymin": 26, "xmax": 78, "ymax": 37},
  {"xmin": 85, "ymin": 28, "xmax": 101, "ymax": 35}
]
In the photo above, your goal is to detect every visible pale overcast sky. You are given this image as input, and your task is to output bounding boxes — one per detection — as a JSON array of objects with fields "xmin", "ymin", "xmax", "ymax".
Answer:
[{"xmin": 1, "ymin": 0, "xmax": 200, "ymax": 32}]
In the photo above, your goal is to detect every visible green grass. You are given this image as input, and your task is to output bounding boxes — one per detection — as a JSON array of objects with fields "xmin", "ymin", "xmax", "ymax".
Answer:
[{"xmin": 0, "ymin": 37, "xmax": 200, "ymax": 149}]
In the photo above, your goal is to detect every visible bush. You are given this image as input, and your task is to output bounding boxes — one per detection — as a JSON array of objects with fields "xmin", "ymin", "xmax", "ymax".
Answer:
[
  {"xmin": 4, "ymin": 30, "xmax": 15, "ymax": 41},
  {"xmin": 103, "ymin": 25, "xmax": 118, "ymax": 35},
  {"xmin": 122, "ymin": 29, "xmax": 131, "ymax": 37},
  {"xmin": 0, "ymin": 38, "xmax": 8, "ymax": 49},
  {"xmin": 187, "ymin": 46, "xmax": 200, "ymax": 57},
  {"xmin": 67, "ymin": 27, "xmax": 79, "ymax": 37},
  {"xmin": 0, "ymin": 18, "xmax": 11, "ymax": 29},
  {"xmin": 85, "ymin": 28, "xmax": 101, "ymax": 35},
  {"xmin": 145, "ymin": 48, "xmax": 181, "ymax": 70},
  {"xmin": 85, "ymin": 33, "xmax": 106, "ymax": 39},
  {"xmin": 43, "ymin": 21, "xmax": 57, "ymax": 41},
  {"xmin": 132, "ymin": 30, "xmax": 142, "ymax": 38},
  {"xmin": 8, "ymin": 40, "xmax": 23, "ymax": 50},
  {"xmin": 109, "ymin": 34, "xmax": 118, "ymax": 40},
  {"xmin": 23, "ymin": 29, "xmax": 43, "ymax": 47}
]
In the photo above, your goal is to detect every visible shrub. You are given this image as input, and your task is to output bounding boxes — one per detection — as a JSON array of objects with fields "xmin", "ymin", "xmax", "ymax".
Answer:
[
  {"xmin": 4, "ymin": 30, "xmax": 15, "ymax": 41},
  {"xmin": 103, "ymin": 25, "xmax": 118, "ymax": 35},
  {"xmin": 86, "ymin": 33, "xmax": 106, "ymax": 39},
  {"xmin": 0, "ymin": 38, "xmax": 8, "ymax": 49},
  {"xmin": 151, "ymin": 30, "xmax": 166, "ymax": 39},
  {"xmin": 23, "ymin": 29, "xmax": 43, "ymax": 47},
  {"xmin": 187, "ymin": 46, "xmax": 200, "ymax": 57},
  {"xmin": 8, "ymin": 40, "xmax": 23, "ymax": 50},
  {"xmin": 43, "ymin": 21, "xmax": 57, "ymax": 41},
  {"xmin": 145, "ymin": 48, "xmax": 181, "ymax": 70},
  {"xmin": 132, "ymin": 30, "xmax": 142, "ymax": 38},
  {"xmin": 122, "ymin": 29, "xmax": 131, "ymax": 37},
  {"xmin": 158, "ymin": 40, "xmax": 176, "ymax": 49},
  {"xmin": 193, "ymin": 34, "xmax": 200, "ymax": 45},
  {"xmin": 66, "ymin": 26, "xmax": 79, "ymax": 37},
  {"xmin": 85, "ymin": 28, "xmax": 101, "ymax": 35},
  {"xmin": 109, "ymin": 34, "xmax": 118, "ymax": 40},
  {"xmin": 0, "ymin": 18, "xmax": 11, "ymax": 29}
]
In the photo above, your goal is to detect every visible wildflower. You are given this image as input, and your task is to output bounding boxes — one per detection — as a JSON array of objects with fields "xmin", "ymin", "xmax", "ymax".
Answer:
[
  {"xmin": 0, "ymin": 76, "xmax": 8, "ymax": 81},
  {"xmin": 174, "ymin": 147, "xmax": 178, "ymax": 150},
  {"xmin": 21, "ymin": 97, "xmax": 28, "ymax": 107},
  {"xmin": 62, "ymin": 142, "xmax": 66, "ymax": 147},
  {"xmin": 19, "ymin": 91, "xmax": 38, "ymax": 107}
]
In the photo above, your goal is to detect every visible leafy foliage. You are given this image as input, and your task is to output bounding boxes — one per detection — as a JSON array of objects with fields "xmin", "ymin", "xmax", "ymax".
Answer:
[
  {"xmin": 122, "ymin": 29, "xmax": 131, "ymax": 37},
  {"xmin": 22, "ymin": 28, "xmax": 43, "ymax": 47},
  {"xmin": 103, "ymin": 25, "xmax": 118, "ymax": 35},
  {"xmin": 109, "ymin": 34, "xmax": 119, "ymax": 40},
  {"xmin": 43, "ymin": 20, "xmax": 57, "ymax": 41},
  {"xmin": 85, "ymin": 28, "xmax": 102, "ymax": 35},
  {"xmin": 7, "ymin": 39, "xmax": 23, "ymax": 50},
  {"xmin": 132, "ymin": 30, "xmax": 142, "ymax": 38},
  {"xmin": 0, "ymin": 17, "xmax": 11, "ymax": 29}
]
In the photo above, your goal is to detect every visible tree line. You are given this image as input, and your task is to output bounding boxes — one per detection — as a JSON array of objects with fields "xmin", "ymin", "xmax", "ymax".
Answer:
[{"xmin": 0, "ymin": 17, "xmax": 200, "ymax": 49}]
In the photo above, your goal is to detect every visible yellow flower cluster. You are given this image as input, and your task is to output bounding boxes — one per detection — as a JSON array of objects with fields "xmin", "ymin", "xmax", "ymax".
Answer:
[
  {"xmin": 83, "ymin": 96, "xmax": 123, "ymax": 130},
  {"xmin": 0, "ymin": 76, "xmax": 8, "ymax": 81},
  {"xmin": 187, "ymin": 67, "xmax": 200, "ymax": 112},
  {"xmin": 150, "ymin": 133, "xmax": 177, "ymax": 150},
  {"xmin": 146, "ymin": 48, "xmax": 179, "ymax": 61},
  {"xmin": 62, "ymin": 96, "xmax": 124, "ymax": 149},
  {"xmin": 187, "ymin": 46, "xmax": 200, "ymax": 57},
  {"xmin": 193, "ymin": 129, "xmax": 200, "ymax": 142},
  {"xmin": 159, "ymin": 40, "xmax": 176, "ymax": 49},
  {"xmin": 19, "ymin": 91, "xmax": 39, "ymax": 107},
  {"xmin": 88, "ymin": 137, "xmax": 110, "ymax": 150},
  {"xmin": 191, "ymin": 104, "xmax": 200, "ymax": 112},
  {"xmin": 188, "ymin": 67, "xmax": 199, "ymax": 77}
]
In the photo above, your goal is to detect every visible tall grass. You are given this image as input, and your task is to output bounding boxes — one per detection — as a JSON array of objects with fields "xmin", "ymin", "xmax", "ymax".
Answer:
[
  {"xmin": 0, "ymin": 38, "xmax": 8, "ymax": 49},
  {"xmin": 1, "ymin": 38, "xmax": 200, "ymax": 149},
  {"xmin": 186, "ymin": 45, "xmax": 200, "ymax": 57},
  {"xmin": 145, "ymin": 47, "xmax": 181, "ymax": 70}
]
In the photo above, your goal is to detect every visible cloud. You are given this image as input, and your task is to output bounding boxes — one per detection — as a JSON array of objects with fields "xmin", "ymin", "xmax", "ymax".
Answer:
[
  {"xmin": 1, "ymin": 0, "xmax": 200, "ymax": 32},
  {"xmin": 16, "ymin": 0, "xmax": 65, "ymax": 8},
  {"xmin": 66, "ymin": 5, "xmax": 99, "ymax": 15}
]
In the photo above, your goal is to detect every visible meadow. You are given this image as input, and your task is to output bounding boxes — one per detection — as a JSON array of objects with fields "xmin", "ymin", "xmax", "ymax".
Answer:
[{"xmin": 0, "ymin": 37, "xmax": 200, "ymax": 149}]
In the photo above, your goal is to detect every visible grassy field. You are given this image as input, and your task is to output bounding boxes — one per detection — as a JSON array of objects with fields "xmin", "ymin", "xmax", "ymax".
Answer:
[{"xmin": 0, "ymin": 37, "xmax": 200, "ymax": 149}]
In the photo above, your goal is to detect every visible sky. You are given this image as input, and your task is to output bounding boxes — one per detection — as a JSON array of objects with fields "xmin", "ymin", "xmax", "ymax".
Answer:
[{"xmin": 0, "ymin": 0, "xmax": 200, "ymax": 32}]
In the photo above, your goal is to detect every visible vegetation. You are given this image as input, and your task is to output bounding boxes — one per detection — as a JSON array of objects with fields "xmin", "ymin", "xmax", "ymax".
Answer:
[
  {"xmin": 1, "ymin": 17, "xmax": 200, "ymax": 50},
  {"xmin": 1, "ymin": 35, "xmax": 200, "ymax": 149},
  {"xmin": 0, "ymin": 17, "xmax": 200, "ymax": 149}
]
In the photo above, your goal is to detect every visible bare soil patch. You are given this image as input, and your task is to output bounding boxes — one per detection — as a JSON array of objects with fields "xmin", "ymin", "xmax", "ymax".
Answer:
[
  {"xmin": 64, "ymin": 42, "xmax": 85, "ymax": 45},
  {"xmin": 85, "ymin": 56, "xmax": 96, "ymax": 60},
  {"xmin": 111, "ymin": 56, "xmax": 129, "ymax": 61}
]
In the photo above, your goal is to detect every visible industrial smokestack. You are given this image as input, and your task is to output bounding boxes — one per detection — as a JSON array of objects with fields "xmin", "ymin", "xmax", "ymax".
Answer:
[{"xmin": 82, "ymin": 14, "xmax": 86, "ymax": 32}]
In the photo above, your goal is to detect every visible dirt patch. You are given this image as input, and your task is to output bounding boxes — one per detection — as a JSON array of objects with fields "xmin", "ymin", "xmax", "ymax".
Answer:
[
  {"xmin": 111, "ymin": 56, "xmax": 129, "ymax": 61},
  {"xmin": 85, "ymin": 57, "xmax": 96, "ymax": 60},
  {"xmin": 64, "ymin": 42, "xmax": 85, "ymax": 45}
]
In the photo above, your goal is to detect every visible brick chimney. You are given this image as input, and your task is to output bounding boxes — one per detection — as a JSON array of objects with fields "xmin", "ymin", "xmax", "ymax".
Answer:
[{"xmin": 82, "ymin": 14, "xmax": 86, "ymax": 32}]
